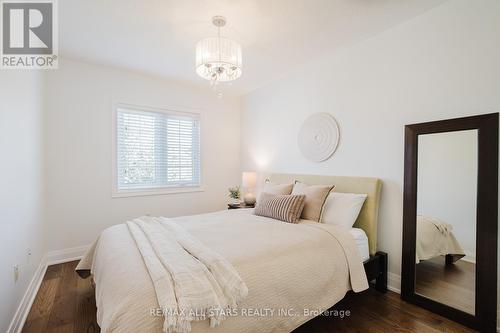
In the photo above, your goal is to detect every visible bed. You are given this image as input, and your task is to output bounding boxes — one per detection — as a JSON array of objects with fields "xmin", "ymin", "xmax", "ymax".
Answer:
[
  {"xmin": 76, "ymin": 173, "xmax": 385, "ymax": 333},
  {"xmin": 416, "ymin": 215, "xmax": 465, "ymax": 264}
]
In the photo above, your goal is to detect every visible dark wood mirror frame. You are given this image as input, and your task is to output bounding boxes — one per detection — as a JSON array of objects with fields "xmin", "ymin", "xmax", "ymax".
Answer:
[{"xmin": 401, "ymin": 113, "xmax": 499, "ymax": 332}]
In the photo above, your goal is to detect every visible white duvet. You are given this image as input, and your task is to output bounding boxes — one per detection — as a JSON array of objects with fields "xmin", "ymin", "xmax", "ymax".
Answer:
[
  {"xmin": 76, "ymin": 209, "xmax": 368, "ymax": 333},
  {"xmin": 416, "ymin": 215, "xmax": 465, "ymax": 263}
]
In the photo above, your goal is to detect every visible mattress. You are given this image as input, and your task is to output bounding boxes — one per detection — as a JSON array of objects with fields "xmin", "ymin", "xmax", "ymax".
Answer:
[{"xmin": 350, "ymin": 228, "xmax": 370, "ymax": 262}]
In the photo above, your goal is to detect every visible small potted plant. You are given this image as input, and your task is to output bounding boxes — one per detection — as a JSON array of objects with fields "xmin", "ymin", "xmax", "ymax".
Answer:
[{"xmin": 228, "ymin": 186, "xmax": 241, "ymax": 205}]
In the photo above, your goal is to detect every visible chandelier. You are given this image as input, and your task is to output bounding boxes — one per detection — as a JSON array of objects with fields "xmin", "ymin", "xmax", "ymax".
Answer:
[{"xmin": 196, "ymin": 16, "xmax": 242, "ymax": 90}]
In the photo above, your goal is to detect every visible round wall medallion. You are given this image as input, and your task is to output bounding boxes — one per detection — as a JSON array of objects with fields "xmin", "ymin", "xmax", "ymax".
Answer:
[{"xmin": 298, "ymin": 113, "xmax": 340, "ymax": 162}]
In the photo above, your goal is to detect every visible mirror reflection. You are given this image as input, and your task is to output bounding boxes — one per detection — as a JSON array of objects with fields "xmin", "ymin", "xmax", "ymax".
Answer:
[{"xmin": 415, "ymin": 129, "xmax": 477, "ymax": 315}]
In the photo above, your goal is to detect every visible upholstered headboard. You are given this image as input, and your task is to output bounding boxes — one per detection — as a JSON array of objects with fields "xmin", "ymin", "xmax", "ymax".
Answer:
[{"xmin": 267, "ymin": 173, "xmax": 382, "ymax": 256}]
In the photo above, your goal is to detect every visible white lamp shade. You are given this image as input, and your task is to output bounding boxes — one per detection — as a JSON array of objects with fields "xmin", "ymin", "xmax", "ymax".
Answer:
[{"xmin": 242, "ymin": 171, "xmax": 257, "ymax": 188}]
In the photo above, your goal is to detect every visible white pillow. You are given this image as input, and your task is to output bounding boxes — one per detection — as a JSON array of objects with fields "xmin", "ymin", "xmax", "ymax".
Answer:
[{"xmin": 321, "ymin": 192, "xmax": 367, "ymax": 228}]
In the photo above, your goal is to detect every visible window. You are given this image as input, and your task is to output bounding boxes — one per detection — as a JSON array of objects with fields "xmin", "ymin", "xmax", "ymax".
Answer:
[{"xmin": 113, "ymin": 105, "xmax": 201, "ymax": 196}]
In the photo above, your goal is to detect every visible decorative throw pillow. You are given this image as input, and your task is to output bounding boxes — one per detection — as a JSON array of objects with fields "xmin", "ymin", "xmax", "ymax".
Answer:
[
  {"xmin": 261, "ymin": 181, "xmax": 294, "ymax": 195},
  {"xmin": 254, "ymin": 192, "xmax": 306, "ymax": 223},
  {"xmin": 291, "ymin": 182, "xmax": 334, "ymax": 222},
  {"xmin": 321, "ymin": 192, "xmax": 368, "ymax": 228}
]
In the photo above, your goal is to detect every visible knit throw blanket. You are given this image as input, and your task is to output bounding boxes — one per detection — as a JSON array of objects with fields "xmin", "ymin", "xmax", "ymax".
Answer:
[{"xmin": 126, "ymin": 216, "xmax": 248, "ymax": 333}]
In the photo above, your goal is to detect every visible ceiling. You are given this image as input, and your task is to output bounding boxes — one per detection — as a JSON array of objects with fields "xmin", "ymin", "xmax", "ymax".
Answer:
[{"xmin": 60, "ymin": 0, "xmax": 448, "ymax": 96}]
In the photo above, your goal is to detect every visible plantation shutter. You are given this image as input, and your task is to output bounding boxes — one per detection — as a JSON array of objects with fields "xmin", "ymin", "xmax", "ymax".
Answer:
[{"xmin": 116, "ymin": 107, "xmax": 200, "ymax": 191}]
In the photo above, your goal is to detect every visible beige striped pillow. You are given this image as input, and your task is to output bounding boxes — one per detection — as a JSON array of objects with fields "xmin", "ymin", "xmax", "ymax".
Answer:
[{"xmin": 254, "ymin": 192, "xmax": 306, "ymax": 223}]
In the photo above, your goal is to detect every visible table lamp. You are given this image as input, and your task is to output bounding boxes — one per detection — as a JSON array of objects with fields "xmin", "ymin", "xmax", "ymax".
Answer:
[{"xmin": 242, "ymin": 171, "xmax": 257, "ymax": 205}]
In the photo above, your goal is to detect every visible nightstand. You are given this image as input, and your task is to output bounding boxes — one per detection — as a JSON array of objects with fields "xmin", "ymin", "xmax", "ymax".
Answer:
[{"xmin": 227, "ymin": 203, "xmax": 255, "ymax": 210}]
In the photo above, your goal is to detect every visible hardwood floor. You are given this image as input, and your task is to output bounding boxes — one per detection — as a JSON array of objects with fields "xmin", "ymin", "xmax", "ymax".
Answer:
[
  {"xmin": 23, "ymin": 261, "xmax": 477, "ymax": 333},
  {"xmin": 415, "ymin": 256, "xmax": 475, "ymax": 314},
  {"xmin": 22, "ymin": 261, "xmax": 98, "ymax": 333}
]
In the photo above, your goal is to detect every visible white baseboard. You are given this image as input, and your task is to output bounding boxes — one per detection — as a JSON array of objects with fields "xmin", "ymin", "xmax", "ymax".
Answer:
[
  {"xmin": 45, "ymin": 244, "xmax": 89, "ymax": 266},
  {"xmin": 6, "ymin": 256, "xmax": 47, "ymax": 333},
  {"xmin": 462, "ymin": 250, "xmax": 476, "ymax": 264},
  {"xmin": 387, "ymin": 272, "xmax": 401, "ymax": 293},
  {"xmin": 7, "ymin": 244, "xmax": 90, "ymax": 333}
]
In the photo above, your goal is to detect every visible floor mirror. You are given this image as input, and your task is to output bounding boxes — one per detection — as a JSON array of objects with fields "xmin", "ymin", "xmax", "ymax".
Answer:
[{"xmin": 401, "ymin": 113, "xmax": 498, "ymax": 332}]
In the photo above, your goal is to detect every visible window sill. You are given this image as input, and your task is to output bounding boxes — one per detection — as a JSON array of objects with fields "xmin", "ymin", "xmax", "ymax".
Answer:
[{"xmin": 112, "ymin": 186, "xmax": 204, "ymax": 198}]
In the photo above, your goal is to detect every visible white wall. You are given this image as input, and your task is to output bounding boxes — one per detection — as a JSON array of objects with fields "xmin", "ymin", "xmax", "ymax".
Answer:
[
  {"xmin": 43, "ymin": 59, "xmax": 241, "ymax": 252},
  {"xmin": 3, "ymin": 0, "xmax": 500, "ymax": 329},
  {"xmin": 241, "ymin": 0, "xmax": 500, "ymax": 293},
  {"xmin": 0, "ymin": 72, "xmax": 45, "ymax": 332},
  {"xmin": 417, "ymin": 130, "xmax": 478, "ymax": 258}
]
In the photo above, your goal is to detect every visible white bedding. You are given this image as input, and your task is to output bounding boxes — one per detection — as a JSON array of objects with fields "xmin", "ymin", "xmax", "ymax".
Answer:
[
  {"xmin": 416, "ymin": 215, "xmax": 465, "ymax": 263},
  {"xmin": 250, "ymin": 210, "xmax": 370, "ymax": 262},
  {"xmin": 77, "ymin": 209, "xmax": 368, "ymax": 333},
  {"xmin": 127, "ymin": 217, "xmax": 248, "ymax": 333},
  {"xmin": 349, "ymin": 228, "xmax": 370, "ymax": 262}
]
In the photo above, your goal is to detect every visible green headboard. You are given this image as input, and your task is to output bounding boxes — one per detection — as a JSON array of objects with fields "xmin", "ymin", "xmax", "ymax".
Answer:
[{"xmin": 267, "ymin": 173, "xmax": 382, "ymax": 256}]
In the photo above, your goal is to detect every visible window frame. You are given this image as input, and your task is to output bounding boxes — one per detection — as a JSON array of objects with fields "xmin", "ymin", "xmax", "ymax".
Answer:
[{"xmin": 111, "ymin": 103, "xmax": 203, "ymax": 198}]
